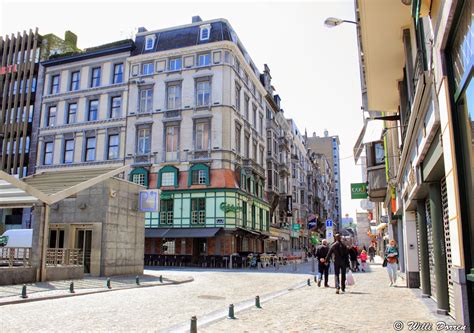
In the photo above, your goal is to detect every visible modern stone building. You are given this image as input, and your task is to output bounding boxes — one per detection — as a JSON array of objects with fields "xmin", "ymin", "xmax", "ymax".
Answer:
[
  {"xmin": 354, "ymin": 0, "xmax": 473, "ymax": 327},
  {"xmin": 0, "ymin": 29, "xmax": 78, "ymax": 232}
]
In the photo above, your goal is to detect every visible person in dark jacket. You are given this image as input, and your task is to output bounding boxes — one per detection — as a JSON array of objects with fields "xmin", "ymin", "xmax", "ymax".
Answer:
[
  {"xmin": 315, "ymin": 239, "xmax": 330, "ymax": 287},
  {"xmin": 325, "ymin": 233, "xmax": 350, "ymax": 294},
  {"xmin": 349, "ymin": 245, "xmax": 359, "ymax": 272}
]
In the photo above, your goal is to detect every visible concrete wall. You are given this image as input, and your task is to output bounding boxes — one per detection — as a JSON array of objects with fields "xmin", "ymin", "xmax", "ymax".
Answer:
[
  {"xmin": 0, "ymin": 267, "xmax": 36, "ymax": 286},
  {"xmin": 46, "ymin": 266, "xmax": 84, "ymax": 282}
]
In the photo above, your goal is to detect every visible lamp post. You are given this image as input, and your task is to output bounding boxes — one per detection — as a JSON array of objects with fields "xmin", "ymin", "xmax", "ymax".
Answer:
[{"xmin": 323, "ymin": 17, "xmax": 357, "ymax": 28}]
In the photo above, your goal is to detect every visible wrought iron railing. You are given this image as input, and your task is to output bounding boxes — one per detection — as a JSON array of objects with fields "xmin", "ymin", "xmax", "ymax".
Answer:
[
  {"xmin": 0, "ymin": 247, "xmax": 31, "ymax": 267},
  {"xmin": 45, "ymin": 248, "xmax": 83, "ymax": 266}
]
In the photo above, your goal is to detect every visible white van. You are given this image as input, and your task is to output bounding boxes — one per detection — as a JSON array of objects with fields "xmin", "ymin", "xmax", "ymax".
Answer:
[{"xmin": 0, "ymin": 229, "xmax": 33, "ymax": 248}]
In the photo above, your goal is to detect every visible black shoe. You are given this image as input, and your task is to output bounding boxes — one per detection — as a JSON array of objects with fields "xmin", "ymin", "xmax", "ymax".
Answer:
[
  {"xmin": 317, "ymin": 279, "xmax": 321, "ymax": 287},
  {"xmin": 336, "ymin": 288, "xmax": 340, "ymax": 294},
  {"xmin": 324, "ymin": 284, "xmax": 329, "ymax": 288}
]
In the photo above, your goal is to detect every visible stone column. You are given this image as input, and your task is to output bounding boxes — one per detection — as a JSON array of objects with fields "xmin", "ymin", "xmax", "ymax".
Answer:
[
  {"xmin": 402, "ymin": 210, "xmax": 420, "ymax": 288},
  {"xmin": 429, "ymin": 182, "xmax": 449, "ymax": 314},
  {"xmin": 417, "ymin": 200, "xmax": 431, "ymax": 297}
]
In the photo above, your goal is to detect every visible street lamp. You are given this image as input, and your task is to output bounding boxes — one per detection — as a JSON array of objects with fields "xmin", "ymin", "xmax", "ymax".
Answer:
[{"xmin": 324, "ymin": 17, "xmax": 357, "ymax": 28}]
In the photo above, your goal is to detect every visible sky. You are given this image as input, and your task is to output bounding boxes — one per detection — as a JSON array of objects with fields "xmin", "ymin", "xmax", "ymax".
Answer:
[{"xmin": 0, "ymin": 0, "xmax": 365, "ymax": 218}]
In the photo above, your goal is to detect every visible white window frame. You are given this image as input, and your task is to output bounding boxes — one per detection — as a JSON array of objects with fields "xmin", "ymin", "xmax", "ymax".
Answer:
[
  {"xmin": 145, "ymin": 35, "xmax": 156, "ymax": 51},
  {"xmin": 139, "ymin": 88, "xmax": 153, "ymax": 113},
  {"xmin": 196, "ymin": 80, "xmax": 210, "ymax": 106},
  {"xmin": 161, "ymin": 172, "xmax": 175, "ymax": 186},
  {"xmin": 169, "ymin": 58, "xmax": 182, "ymax": 71},
  {"xmin": 199, "ymin": 24, "xmax": 211, "ymax": 41},
  {"xmin": 142, "ymin": 62, "xmax": 154, "ymax": 75},
  {"xmin": 137, "ymin": 128, "xmax": 151, "ymax": 155}
]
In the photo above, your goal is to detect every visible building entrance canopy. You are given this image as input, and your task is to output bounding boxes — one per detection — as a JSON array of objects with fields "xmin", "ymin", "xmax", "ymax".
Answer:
[{"xmin": 145, "ymin": 227, "xmax": 222, "ymax": 238}]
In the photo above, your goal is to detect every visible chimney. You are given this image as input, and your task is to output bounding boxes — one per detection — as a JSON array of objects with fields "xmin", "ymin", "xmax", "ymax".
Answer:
[
  {"xmin": 192, "ymin": 16, "xmax": 203, "ymax": 23},
  {"xmin": 324, "ymin": 129, "xmax": 329, "ymax": 137},
  {"xmin": 137, "ymin": 27, "xmax": 148, "ymax": 33},
  {"xmin": 64, "ymin": 31, "xmax": 77, "ymax": 48}
]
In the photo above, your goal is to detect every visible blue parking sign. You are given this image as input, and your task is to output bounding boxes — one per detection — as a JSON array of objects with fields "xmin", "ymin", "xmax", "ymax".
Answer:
[{"xmin": 326, "ymin": 219, "xmax": 333, "ymax": 228}]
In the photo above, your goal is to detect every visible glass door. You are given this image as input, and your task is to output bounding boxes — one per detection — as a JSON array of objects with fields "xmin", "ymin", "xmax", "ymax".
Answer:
[{"xmin": 76, "ymin": 229, "xmax": 92, "ymax": 273}]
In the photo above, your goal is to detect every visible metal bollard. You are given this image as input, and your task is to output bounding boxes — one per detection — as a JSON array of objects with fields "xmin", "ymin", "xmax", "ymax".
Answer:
[
  {"xmin": 307, "ymin": 278, "xmax": 311, "ymax": 286},
  {"xmin": 69, "ymin": 282, "xmax": 75, "ymax": 293},
  {"xmin": 255, "ymin": 295, "xmax": 261, "ymax": 308},
  {"xmin": 227, "ymin": 304, "xmax": 235, "ymax": 319},
  {"xmin": 136, "ymin": 276, "xmax": 140, "ymax": 285},
  {"xmin": 21, "ymin": 284, "xmax": 28, "ymax": 299},
  {"xmin": 159, "ymin": 275, "xmax": 163, "ymax": 283},
  {"xmin": 106, "ymin": 278, "xmax": 112, "ymax": 289},
  {"xmin": 190, "ymin": 316, "xmax": 197, "ymax": 333}
]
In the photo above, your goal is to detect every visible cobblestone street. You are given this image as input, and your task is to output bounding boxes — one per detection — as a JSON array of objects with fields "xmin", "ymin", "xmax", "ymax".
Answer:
[{"xmin": 0, "ymin": 261, "xmax": 461, "ymax": 332}]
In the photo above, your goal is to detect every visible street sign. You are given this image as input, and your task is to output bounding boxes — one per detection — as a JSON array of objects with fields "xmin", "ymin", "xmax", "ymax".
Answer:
[
  {"xmin": 139, "ymin": 190, "xmax": 159, "ymax": 212},
  {"xmin": 326, "ymin": 229, "xmax": 333, "ymax": 240},
  {"xmin": 292, "ymin": 224, "xmax": 301, "ymax": 231},
  {"xmin": 351, "ymin": 183, "xmax": 368, "ymax": 199},
  {"xmin": 326, "ymin": 219, "xmax": 333, "ymax": 228}
]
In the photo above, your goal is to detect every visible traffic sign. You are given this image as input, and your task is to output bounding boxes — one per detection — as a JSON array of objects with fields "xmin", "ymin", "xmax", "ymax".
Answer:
[
  {"xmin": 326, "ymin": 219, "xmax": 333, "ymax": 228},
  {"xmin": 326, "ymin": 229, "xmax": 333, "ymax": 240}
]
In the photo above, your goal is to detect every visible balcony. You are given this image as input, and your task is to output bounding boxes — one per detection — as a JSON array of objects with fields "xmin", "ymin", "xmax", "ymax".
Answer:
[
  {"xmin": 278, "ymin": 162, "xmax": 290, "ymax": 175},
  {"xmin": 367, "ymin": 165, "xmax": 387, "ymax": 202},
  {"xmin": 243, "ymin": 158, "xmax": 265, "ymax": 178},
  {"xmin": 278, "ymin": 136, "xmax": 290, "ymax": 150},
  {"xmin": 191, "ymin": 150, "xmax": 211, "ymax": 161},
  {"xmin": 266, "ymin": 119, "xmax": 279, "ymax": 132},
  {"xmin": 132, "ymin": 154, "xmax": 153, "ymax": 166}
]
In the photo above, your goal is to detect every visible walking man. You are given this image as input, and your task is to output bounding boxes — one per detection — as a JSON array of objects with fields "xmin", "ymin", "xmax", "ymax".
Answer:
[
  {"xmin": 325, "ymin": 233, "xmax": 350, "ymax": 294},
  {"xmin": 315, "ymin": 239, "xmax": 330, "ymax": 287}
]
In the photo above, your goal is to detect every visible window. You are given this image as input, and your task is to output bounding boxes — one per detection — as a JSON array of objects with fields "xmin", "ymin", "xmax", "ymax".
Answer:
[
  {"xmin": 137, "ymin": 128, "xmax": 151, "ymax": 154},
  {"xmin": 166, "ymin": 125, "xmax": 179, "ymax": 153},
  {"xmin": 200, "ymin": 25, "xmax": 211, "ymax": 41},
  {"xmin": 113, "ymin": 63, "xmax": 123, "ymax": 84},
  {"xmin": 90, "ymin": 67, "xmax": 101, "ymax": 87},
  {"xmin": 50, "ymin": 75, "xmax": 60, "ymax": 94},
  {"xmin": 63, "ymin": 139, "xmax": 74, "ymax": 164},
  {"xmin": 142, "ymin": 62, "xmax": 154, "ymax": 75},
  {"xmin": 167, "ymin": 84, "xmax": 181, "ymax": 109},
  {"xmin": 253, "ymin": 142, "xmax": 257, "ymax": 161},
  {"xmin": 252, "ymin": 105, "xmax": 257, "ymax": 127},
  {"xmin": 67, "ymin": 103, "xmax": 77, "ymax": 124},
  {"xmin": 235, "ymin": 124, "xmax": 241, "ymax": 154},
  {"xmin": 196, "ymin": 80, "xmax": 210, "ymax": 106},
  {"xmin": 43, "ymin": 142, "xmax": 53, "ymax": 165},
  {"xmin": 244, "ymin": 135, "xmax": 250, "ymax": 158},
  {"xmin": 139, "ymin": 88, "xmax": 153, "ymax": 113},
  {"xmin": 259, "ymin": 113, "xmax": 263, "ymax": 135},
  {"xmin": 132, "ymin": 173, "xmax": 145, "ymax": 186},
  {"xmin": 244, "ymin": 95, "xmax": 250, "ymax": 120},
  {"xmin": 70, "ymin": 71, "xmax": 80, "ymax": 91},
  {"xmin": 195, "ymin": 122, "xmax": 209, "ymax": 151},
  {"xmin": 192, "ymin": 169, "xmax": 207, "ymax": 185},
  {"xmin": 197, "ymin": 53, "xmax": 210, "ymax": 66},
  {"xmin": 235, "ymin": 84, "xmax": 241, "ymax": 111},
  {"xmin": 145, "ymin": 35, "xmax": 155, "ymax": 50},
  {"xmin": 47, "ymin": 106, "xmax": 56, "ymax": 127},
  {"xmin": 191, "ymin": 198, "xmax": 206, "ymax": 224},
  {"xmin": 88, "ymin": 100, "xmax": 99, "ymax": 121},
  {"xmin": 160, "ymin": 199, "xmax": 173, "ymax": 224},
  {"xmin": 169, "ymin": 58, "xmax": 182, "ymax": 71},
  {"xmin": 162, "ymin": 240, "xmax": 175, "ymax": 254},
  {"xmin": 130, "ymin": 168, "xmax": 148, "ymax": 187},
  {"xmin": 235, "ymin": 60, "xmax": 240, "ymax": 75},
  {"xmin": 107, "ymin": 134, "xmax": 119, "ymax": 160},
  {"xmin": 161, "ymin": 172, "xmax": 175, "ymax": 186},
  {"xmin": 260, "ymin": 148, "xmax": 264, "ymax": 166},
  {"xmin": 85, "ymin": 137, "xmax": 96, "ymax": 161},
  {"xmin": 110, "ymin": 96, "xmax": 121, "ymax": 118},
  {"xmin": 374, "ymin": 142, "xmax": 385, "ymax": 165}
]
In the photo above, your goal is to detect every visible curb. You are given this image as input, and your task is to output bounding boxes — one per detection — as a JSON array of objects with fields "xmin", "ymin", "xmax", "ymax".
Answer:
[{"xmin": 0, "ymin": 277, "xmax": 194, "ymax": 307}]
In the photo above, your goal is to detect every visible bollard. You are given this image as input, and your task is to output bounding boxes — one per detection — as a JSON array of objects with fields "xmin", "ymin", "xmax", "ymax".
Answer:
[
  {"xmin": 314, "ymin": 275, "xmax": 317, "ymax": 283},
  {"xmin": 106, "ymin": 278, "xmax": 112, "ymax": 289},
  {"xmin": 69, "ymin": 282, "xmax": 75, "ymax": 293},
  {"xmin": 21, "ymin": 284, "xmax": 28, "ymax": 299},
  {"xmin": 255, "ymin": 295, "xmax": 261, "ymax": 308},
  {"xmin": 136, "ymin": 276, "xmax": 140, "ymax": 285},
  {"xmin": 307, "ymin": 278, "xmax": 311, "ymax": 286},
  {"xmin": 159, "ymin": 275, "xmax": 163, "ymax": 283},
  {"xmin": 190, "ymin": 316, "xmax": 197, "ymax": 333},
  {"xmin": 227, "ymin": 304, "xmax": 235, "ymax": 319}
]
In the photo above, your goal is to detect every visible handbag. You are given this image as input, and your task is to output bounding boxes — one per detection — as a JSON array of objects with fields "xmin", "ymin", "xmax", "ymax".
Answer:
[
  {"xmin": 346, "ymin": 270, "xmax": 355, "ymax": 286},
  {"xmin": 382, "ymin": 258, "xmax": 388, "ymax": 267}
]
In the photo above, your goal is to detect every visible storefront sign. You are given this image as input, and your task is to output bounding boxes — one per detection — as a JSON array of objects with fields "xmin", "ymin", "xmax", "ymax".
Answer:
[
  {"xmin": 139, "ymin": 190, "xmax": 159, "ymax": 212},
  {"xmin": 292, "ymin": 224, "xmax": 300, "ymax": 231},
  {"xmin": 286, "ymin": 195, "xmax": 293, "ymax": 216},
  {"xmin": 351, "ymin": 183, "xmax": 368, "ymax": 199},
  {"xmin": 220, "ymin": 202, "xmax": 242, "ymax": 213},
  {"xmin": 216, "ymin": 218, "xmax": 224, "ymax": 225}
]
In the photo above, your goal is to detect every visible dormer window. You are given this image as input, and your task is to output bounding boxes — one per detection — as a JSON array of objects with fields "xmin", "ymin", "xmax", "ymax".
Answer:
[
  {"xmin": 145, "ymin": 35, "xmax": 156, "ymax": 51},
  {"xmin": 200, "ymin": 24, "xmax": 211, "ymax": 41}
]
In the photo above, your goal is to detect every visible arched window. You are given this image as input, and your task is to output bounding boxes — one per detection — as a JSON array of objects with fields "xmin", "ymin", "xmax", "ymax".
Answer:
[
  {"xmin": 129, "ymin": 168, "xmax": 149, "ymax": 187},
  {"xmin": 188, "ymin": 163, "xmax": 210, "ymax": 186},
  {"xmin": 158, "ymin": 165, "xmax": 179, "ymax": 188}
]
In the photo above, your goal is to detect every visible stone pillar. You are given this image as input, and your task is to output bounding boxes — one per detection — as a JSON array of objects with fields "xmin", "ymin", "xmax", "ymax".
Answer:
[
  {"xmin": 31, "ymin": 203, "xmax": 45, "ymax": 282},
  {"xmin": 429, "ymin": 182, "xmax": 449, "ymax": 314},
  {"xmin": 402, "ymin": 210, "xmax": 420, "ymax": 288},
  {"xmin": 417, "ymin": 200, "xmax": 431, "ymax": 297}
]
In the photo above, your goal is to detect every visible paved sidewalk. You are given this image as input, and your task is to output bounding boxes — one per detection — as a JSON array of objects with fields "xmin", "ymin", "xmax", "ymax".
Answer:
[
  {"xmin": 0, "ymin": 271, "xmax": 191, "ymax": 305},
  {"xmin": 201, "ymin": 264, "xmax": 459, "ymax": 332}
]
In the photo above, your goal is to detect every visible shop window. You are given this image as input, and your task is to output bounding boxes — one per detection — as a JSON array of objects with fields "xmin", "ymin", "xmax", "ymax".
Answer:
[
  {"xmin": 242, "ymin": 201, "xmax": 247, "ymax": 227},
  {"xmin": 191, "ymin": 198, "xmax": 206, "ymax": 224},
  {"xmin": 158, "ymin": 165, "xmax": 179, "ymax": 187},
  {"xmin": 162, "ymin": 240, "xmax": 175, "ymax": 254},
  {"xmin": 160, "ymin": 199, "xmax": 174, "ymax": 224}
]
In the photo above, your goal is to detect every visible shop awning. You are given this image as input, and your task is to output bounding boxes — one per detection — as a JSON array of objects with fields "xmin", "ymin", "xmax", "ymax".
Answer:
[
  {"xmin": 353, "ymin": 118, "xmax": 385, "ymax": 163},
  {"xmin": 376, "ymin": 223, "xmax": 388, "ymax": 231},
  {"xmin": 145, "ymin": 228, "xmax": 169, "ymax": 238}
]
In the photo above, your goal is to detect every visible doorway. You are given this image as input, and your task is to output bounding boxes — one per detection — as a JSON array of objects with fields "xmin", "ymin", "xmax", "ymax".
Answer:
[
  {"xmin": 192, "ymin": 238, "xmax": 207, "ymax": 264},
  {"xmin": 76, "ymin": 229, "xmax": 92, "ymax": 273}
]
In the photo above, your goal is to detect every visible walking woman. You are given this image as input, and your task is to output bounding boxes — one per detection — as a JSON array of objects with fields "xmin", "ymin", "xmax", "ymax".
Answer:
[{"xmin": 385, "ymin": 239, "xmax": 399, "ymax": 287}]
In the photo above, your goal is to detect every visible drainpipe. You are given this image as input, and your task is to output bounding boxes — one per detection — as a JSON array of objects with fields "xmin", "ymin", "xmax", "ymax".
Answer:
[
  {"xmin": 417, "ymin": 200, "xmax": 431, "ymax": 297},
  {"xmin": 429, "ymin": 182, "xmax": 449, "ymax": 314}
]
